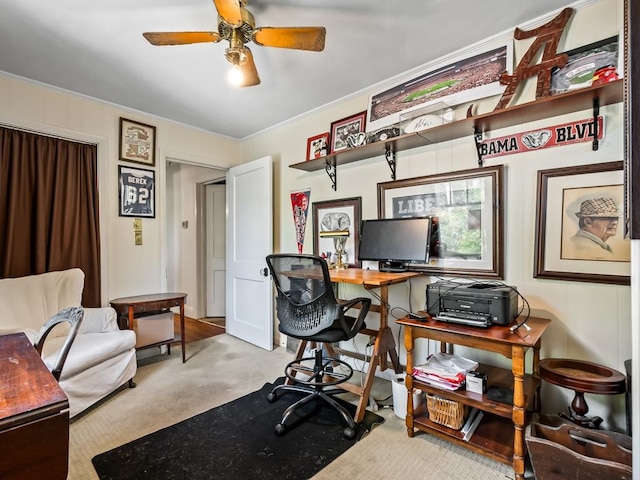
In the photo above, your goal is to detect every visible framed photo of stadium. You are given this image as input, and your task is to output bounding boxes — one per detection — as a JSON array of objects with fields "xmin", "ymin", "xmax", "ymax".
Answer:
[
  {"xmin": 118, "ymin": 165, "xmax": 155, "ymax": 218},
  {"xmin": 550, "ymin": 35, "xmax": 621, "ymax": 96},
  {"xmin": 366, "ymin": 35, "xmax": 512, "ymax": 133}
]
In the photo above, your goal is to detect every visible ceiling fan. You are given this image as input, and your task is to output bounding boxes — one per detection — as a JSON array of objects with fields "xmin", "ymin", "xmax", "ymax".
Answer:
[{"xmin": 142, "ymin": 0, "xmax": 326, "ymax": 87}]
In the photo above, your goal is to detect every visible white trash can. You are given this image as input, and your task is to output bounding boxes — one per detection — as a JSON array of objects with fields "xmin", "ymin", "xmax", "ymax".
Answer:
[{"xmin": 391, "ymin": 373, "xmax": 424, "ymax": 419}]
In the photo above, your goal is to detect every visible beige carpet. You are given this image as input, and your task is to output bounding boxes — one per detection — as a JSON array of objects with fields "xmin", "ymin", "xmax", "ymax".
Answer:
[{"xmin": 69, "ymin": 334, "xmax": 517, "ymax": 480}]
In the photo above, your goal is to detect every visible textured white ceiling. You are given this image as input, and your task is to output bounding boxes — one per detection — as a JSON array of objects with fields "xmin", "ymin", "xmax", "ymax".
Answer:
[{"xmin": 0, "ymin": 0, "xmax": 576, "ymax": 139}]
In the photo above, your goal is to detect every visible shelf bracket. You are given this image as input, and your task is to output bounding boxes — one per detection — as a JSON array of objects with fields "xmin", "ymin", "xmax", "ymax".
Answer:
[
  {"xmin": 325, "ymin": 159, "xmax": 337, "ymax": 191},
  {"xmin": 385, "ymin": 146, "xmax": 397, "ymax": 180},
  {"xmin": 592, "ymin": 96, "xmax": 600, "ymax": 151},
  {"xmin": 473, "ymin": 126, "xmax": 484, "ymax": 167}
]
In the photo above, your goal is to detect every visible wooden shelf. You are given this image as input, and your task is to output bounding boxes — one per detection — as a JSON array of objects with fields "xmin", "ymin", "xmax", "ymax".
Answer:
[
  {"xmin": 413, "ymin": 404, "xmax": 515, "ymax": 465},
  {"xmin": 412, "ymin": 364, "xmax": 539, "ymax": 419},
  {"xmin": 290, "ymin": 79, "xmax": 623, "ymax": 189},
  {"xmin": 399, "ymin": 315, "xmax": 551, "ymax": 479}
]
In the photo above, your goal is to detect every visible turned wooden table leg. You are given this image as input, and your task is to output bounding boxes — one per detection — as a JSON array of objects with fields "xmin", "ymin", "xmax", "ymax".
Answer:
[
  {"xmin": 404, "ymin": 325, "xmax": 415, "ymax": 438},
  {"xmin": 512, "ymin": 345, "xmax": 526, "ymax": 480}
]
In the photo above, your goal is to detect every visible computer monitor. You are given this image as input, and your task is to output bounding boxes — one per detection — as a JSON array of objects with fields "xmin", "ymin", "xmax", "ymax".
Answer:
[{"xmin": 358, "ymin": 217, "xmax": 432, "ymax": 272}]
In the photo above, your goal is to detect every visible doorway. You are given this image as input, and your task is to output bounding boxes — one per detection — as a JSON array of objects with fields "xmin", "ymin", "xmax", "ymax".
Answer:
[
  {"xmin": 165, "ymin": 160, "xmax": 226, "ymax": 324},
  {"xmin": 204, "ymin": 182, "xmax": 226, "ymax": 328}
]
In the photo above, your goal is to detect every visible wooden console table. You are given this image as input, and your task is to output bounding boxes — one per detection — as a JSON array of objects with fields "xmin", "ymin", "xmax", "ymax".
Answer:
[
  {"xmin": 0, "ymin": 332, "xmax": 69, "ymax": 480},
  {"xmin": 110, "ymin": 292, "xmax": 188, "ymax": 363},
  {"xmin": 397, "ymin": 314, "xmax": 550, "ymax": 480}
]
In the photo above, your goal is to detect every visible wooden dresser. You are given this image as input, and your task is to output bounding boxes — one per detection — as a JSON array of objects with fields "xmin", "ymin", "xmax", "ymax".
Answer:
[{"xmin": 0, "ymin": 332, "xmax": 69, "ymax": 480}]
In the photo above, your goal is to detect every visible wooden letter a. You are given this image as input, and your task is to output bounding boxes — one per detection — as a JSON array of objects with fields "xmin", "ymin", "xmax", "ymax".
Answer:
[{"xmin": 494, "ymin": 7, "xmax": 574, "ymax": 111}]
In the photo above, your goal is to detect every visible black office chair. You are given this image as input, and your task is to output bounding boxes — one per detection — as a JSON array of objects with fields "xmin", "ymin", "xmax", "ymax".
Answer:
[
  {"xmin": 34, "ymin": 307, "xmax": 84, "ymax": 381},
  {"xmin": 265, "ymin": 253, "xmax": 371, "ymax": 439}
]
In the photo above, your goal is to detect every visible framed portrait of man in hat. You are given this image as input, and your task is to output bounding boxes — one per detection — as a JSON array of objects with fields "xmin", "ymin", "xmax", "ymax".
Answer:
[
  {"xmin": 535, "ymin": 161, "xmax": 630, "ymax": 285},
  {"xmin": 562, "ymin": 194, "xmax": 628, "ymax": 261}
]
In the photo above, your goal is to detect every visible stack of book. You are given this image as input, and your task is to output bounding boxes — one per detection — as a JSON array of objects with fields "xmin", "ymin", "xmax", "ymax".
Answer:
[
  {"xmin": 412, "ymin": 352, "xmax": 479, "ymax": 391},
  {"xmin": 461, "ymin": 408, "xmax": 484, "ymax": 440}
]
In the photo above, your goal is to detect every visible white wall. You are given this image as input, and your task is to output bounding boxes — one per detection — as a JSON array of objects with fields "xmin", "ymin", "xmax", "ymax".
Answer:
[
  {"xmin": 0, "ymin": 72, "xmax": 241, "ymax": 307},
  {"xmin": 240, "ymin": 0, "xmax": 630, "ymax": 430}
]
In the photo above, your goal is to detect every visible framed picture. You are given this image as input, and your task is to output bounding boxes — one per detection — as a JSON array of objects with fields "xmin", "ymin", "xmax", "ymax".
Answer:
[
  {"xmin": 551, "ymin": 35, "xmax": 621, "ymax": 95},
  {"xmin": 119, "ymin": 117, "xmax": 157, "ymax": 166},
  {"xmin": 306, "ymin": 132, "xmax": 330, "ymax": 161},
  {"xmin": 330, "ymin": 111, "xmax": 367, "ymax": 153},
  {"xmin": 377, "ymin": 165, "xmax": 504, "ymax": 278},
  {"xmin": 118, "ymin": 165, "xmax": 155, "ymax": 218},
  {"xmin": 534, "ymin": 161, "xmax": 629, "ymax": 285},
  {"xmin": 367, "ymin": 36, "xmax": 512, "ymax": 132},
  {"xmin": 312, "ymin": 197, "xmax": 362, "ymax": 268}
]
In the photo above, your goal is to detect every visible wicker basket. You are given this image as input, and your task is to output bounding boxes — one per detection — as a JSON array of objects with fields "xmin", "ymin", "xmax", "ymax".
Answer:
[{"xmin": 426, "ymin": 394, "xmax": 466, "ymax": 430}]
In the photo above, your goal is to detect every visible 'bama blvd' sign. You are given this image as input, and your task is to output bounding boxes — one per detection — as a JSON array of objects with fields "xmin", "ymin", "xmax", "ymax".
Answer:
[{"xmin": 478, "ymin": 116, "xmax": 604, "ymax": 160}]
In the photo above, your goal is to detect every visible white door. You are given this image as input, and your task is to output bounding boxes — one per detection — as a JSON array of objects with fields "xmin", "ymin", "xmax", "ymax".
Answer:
[
  {"xmin": 226, "ymin": 156, "xmax": 273, "ymax": 350},
  {"xmin": 206, "ymin": 184, "xmax": 226, "ymax": 317}
]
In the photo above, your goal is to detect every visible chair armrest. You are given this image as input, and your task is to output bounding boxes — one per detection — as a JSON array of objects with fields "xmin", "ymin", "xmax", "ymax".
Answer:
[
  {"xmin": 80, "ymin": 307, "xmax": 120, "ymax": 333},
  {"xmin": 338, "ymin": 297, "xmax": 371, "ymax": 336}
]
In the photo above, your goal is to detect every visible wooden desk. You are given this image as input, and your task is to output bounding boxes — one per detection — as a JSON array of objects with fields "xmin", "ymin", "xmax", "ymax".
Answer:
[
  {"xmin": 110, "ymin": 293, "xmax": 188, "ymax": 363},
  {"xmin": 0, "ymin": 332, "xmax": 69, "ymax": 480},
  {"xmin": 326, "ymin": 268, "xmax": 419, "ymax": 423},
  {"xmin": 397, "ymin": 315, "xmax": 550, "ymax": 480}
]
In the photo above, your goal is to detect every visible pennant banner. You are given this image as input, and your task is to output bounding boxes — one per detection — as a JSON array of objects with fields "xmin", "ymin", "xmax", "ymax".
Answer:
[
  {"xmin": 290, "ymin": 189, "xmax": 311, "ymax": 254},
  {"xmin": 478, "ymin": 116, "xmax": 604, "ymax": 160}
]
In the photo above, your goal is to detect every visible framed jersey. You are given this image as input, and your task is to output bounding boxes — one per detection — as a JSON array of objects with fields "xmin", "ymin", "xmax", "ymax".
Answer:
[{"xmin": 118, "ymin": 165, "xmax": 155, "ymax": 218}]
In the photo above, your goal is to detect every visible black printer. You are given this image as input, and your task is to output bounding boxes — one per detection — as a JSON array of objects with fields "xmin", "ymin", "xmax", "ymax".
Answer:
[{"xmin": 426, "ymin": 280, "xmax": 518, "ymax": 327}]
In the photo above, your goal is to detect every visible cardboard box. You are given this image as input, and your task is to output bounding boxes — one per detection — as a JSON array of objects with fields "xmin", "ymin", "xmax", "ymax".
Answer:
[{"xmin": 134, "ymin": 312, "xmax": 174, "ymax": 348}]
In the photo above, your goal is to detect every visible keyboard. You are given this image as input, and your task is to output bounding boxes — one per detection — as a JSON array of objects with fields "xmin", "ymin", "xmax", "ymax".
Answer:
[{"xmin": 435, "ymin": 310, "xmax": 492, "ymax": 327}]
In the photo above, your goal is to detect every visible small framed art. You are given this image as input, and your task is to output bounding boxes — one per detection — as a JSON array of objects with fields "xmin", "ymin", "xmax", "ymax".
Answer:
[
  {"xmin": 119, "ymin": 117, "xmax": 157, "ymax": 166},
  {"xmin": 118, "ymin": 165, "xmax": 155, "ymax": 218},
  {"xmin": 330, "ymin": 111, "xmax": 367, "ymax": 153},
  {"xmin": 306, "ymin": 132, "xmax": 330, "ymax": 160},
  {"xmin": 312, "ymin": 197, "xmax": 362, "ymax": 268}
]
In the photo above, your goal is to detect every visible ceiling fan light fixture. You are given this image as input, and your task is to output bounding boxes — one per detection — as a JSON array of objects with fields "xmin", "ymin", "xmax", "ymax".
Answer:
[
  {"xmin": 227, "ymin": 63, "xmax": 244, "ymax": 86},
  {"xmin": 225, "ymin": 45, "xmax": 248, "ymax": 66}
]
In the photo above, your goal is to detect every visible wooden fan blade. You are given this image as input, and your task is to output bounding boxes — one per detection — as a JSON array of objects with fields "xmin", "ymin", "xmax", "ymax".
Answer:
[
  {"xmin": 143, "ymin": 31, "xmax": 222, "ymax": 46},
  {"xmin": 213, "ymin": 0, "xmax": 243, "ymax": 27},
  {"xmin": 239, "ymin": 48, "xmax": 261, "ymax": 87},
  {"xmin": 253, "ymin": 27, "xmax": 326, "ymax": 51}
]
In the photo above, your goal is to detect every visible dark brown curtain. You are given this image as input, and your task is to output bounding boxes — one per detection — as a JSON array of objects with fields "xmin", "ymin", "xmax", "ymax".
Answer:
[{"xmin": 0, "ymin": 127, "xmax": 101, "ymax": 307}]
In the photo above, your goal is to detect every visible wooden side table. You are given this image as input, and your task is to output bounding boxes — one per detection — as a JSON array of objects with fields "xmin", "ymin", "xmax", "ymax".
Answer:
[
  {"xmin": 397, "ymin": 314, "xmax": 551, "ymax": 480},
  {"xmin": 110, "ymin": 293, "xmax": 188, "ymax": 363},
  {"xmin": 539, "ymin": 358, "xmax": 626, "ymax": 429}
]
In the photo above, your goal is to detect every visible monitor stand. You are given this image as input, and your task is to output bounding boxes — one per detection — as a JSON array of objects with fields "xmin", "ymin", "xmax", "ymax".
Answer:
[{"xmin": 379, "ymin": 262, "xmax": 407, "ymax": 273}]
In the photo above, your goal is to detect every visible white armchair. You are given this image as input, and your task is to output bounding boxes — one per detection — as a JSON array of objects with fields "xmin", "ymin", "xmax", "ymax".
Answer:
[{"xmin": 0, "ymin": 268, "xmax": 137, "ymax": 417}]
